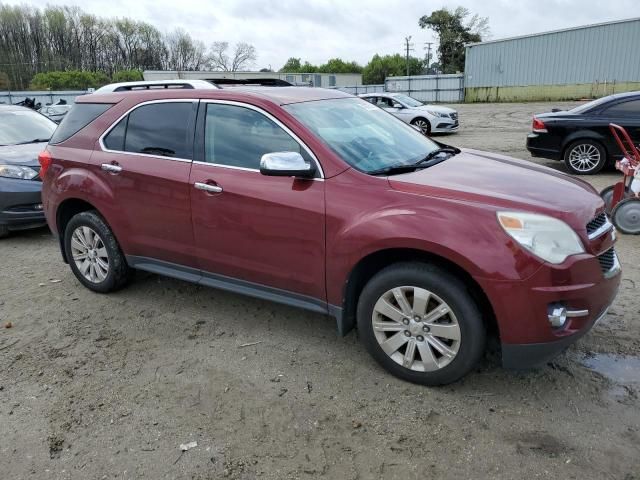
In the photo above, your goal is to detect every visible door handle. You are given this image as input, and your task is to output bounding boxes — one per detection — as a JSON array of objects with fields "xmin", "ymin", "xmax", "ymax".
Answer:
[
  {"xmin": 101, "ymin": 163, "xmax": 122, "ymax": 174},
  {"xmin": 194, "ymin": 182, "xmax": 223, "ymax": 193}
]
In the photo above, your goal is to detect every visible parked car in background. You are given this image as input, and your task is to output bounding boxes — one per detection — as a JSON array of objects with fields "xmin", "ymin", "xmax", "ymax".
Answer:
[
  {"xmin": 39, "ymin": 100, "xmax": 72, "ymax": 123},
  {"xmin": 0, "ymin": 105, "xmax": 56, "ymax": 237},
  {"xmin": 527, "ymin": 91, "xmax": 640, "ymax": 175},
  {"xmin": 359, "ymin": 92, "xmax": 459, "ymax": 135},
  {"xmin": 40, "ymin": 88, "xmax": 619, "ymax": 385}
]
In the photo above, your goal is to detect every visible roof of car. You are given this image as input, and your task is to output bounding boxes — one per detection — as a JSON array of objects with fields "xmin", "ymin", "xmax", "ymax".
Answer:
[
  {"xmin": 79, "ymin": 86, "xmax": 353, "ymax": 106},
  {"xmin": 0, "ymin": 104, "xmax": 33, "ymax": 112},
  {"xmin": 359, "ymin": 92, "xmax": 400, "ymax": 98},
  {"xmin": 93, "ymin": 79, "xmax": 220, "ymax": 93}
]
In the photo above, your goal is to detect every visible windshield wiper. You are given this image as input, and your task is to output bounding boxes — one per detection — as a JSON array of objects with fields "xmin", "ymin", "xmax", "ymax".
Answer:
[
  {"xmin": 367, "ymin": 147, "xmax": 459, "ymax": 176},
  {"xmin": 15, "ymin": 138, "xmax": 51, "ymax": 145}
]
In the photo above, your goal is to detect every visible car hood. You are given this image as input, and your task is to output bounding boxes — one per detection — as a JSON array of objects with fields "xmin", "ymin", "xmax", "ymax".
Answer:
[
  {"xmin": 415, "ymin": 104, "xmax": 456, "ymax": 114},
  {"xmin": 388, "ymin": 148, "xmax": 602, "ymax": 224},
  {"xmin": 0, "ymin": 142, "xmax": 46, "ymax": 167}
]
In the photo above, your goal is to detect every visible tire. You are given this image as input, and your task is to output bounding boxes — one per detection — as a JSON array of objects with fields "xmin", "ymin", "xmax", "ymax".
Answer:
[
  {"xmin": 611, "ymin": 197, "xmax": 640, "ymax": 235},
  {"xmin": 563, "ymin": 139, "xmax": 607, "ymax": 175},
  {"xmin": 357, "ymin": 262, "xmax": 486, "ymax": 386},
  {"xmin": 0, "ymin": 225, "xmax": 8, "ymax": 239},
  {"xmin": 600, "ymin": 184, "xmax": 630, "ymax": 215},
  {"xmin": 64, "ymin": 210, "xmax": 130, "ymax": 292},
  {"xmin": 411, "ymin": 117, "xmax": 431, "ymax": 135}
]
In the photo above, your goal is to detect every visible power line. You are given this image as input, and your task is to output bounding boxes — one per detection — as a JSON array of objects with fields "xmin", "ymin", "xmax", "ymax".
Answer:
[{"xmin": 404, "ymin": 36, "xmax": 414, "ymax": 76}]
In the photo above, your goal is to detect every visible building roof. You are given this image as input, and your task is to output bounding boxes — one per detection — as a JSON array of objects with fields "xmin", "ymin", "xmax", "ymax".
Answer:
[{"xmin": 467, "ymin": 16, "xmax": 640, "ymax": 47}]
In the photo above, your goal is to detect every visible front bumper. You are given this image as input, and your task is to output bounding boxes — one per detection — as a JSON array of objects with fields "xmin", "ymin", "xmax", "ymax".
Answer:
[
  {"xmin": 432, "ymin": 119, "xmax": 459, "ymax": 133},
  {"xmin": 479, "ymin": 250, "xmax": 622, "ymax": 369},
  {"xmin": 0, "ymin": 177, "xmax": 46, "ymax": 231}
]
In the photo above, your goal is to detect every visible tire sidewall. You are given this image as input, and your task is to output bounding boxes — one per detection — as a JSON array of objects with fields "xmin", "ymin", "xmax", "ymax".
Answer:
[
  {"xmin": 357, "ymin": 263, "xmax": 485, "ymax": 386},
  {"xmin": 564, "ymin": 140, "xmax": 606, "ymax": 175},
  {"xmin": 411, "ymin": 117, "xmax": 431, "ymax": 135},
  {"xmin": 64, "ymin": 211, "xmax": 128, "ymax": 292}
]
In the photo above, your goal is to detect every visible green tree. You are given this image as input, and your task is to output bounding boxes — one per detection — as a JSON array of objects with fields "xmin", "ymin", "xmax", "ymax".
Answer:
[
  {"xmin": 362, "ymin": 54, "xmax": 424, "ymax": 85},
  {"xmin": 30, "ymin": 70, "xmax": 109, "ymax": 90},
  {"xmin": 317, "ymin": 58, "xmax": 363, "ymax": 74},
  {"xmin": 419, "ymin": 7, "xmax": 489, "ymax": 74},
  {"xmin": 112, "ymin": 69, "xmax": 143, "ymax": 82},
  {"xmin": 280, "ymin": 57, "xmax": 302, "ymax": 72}
]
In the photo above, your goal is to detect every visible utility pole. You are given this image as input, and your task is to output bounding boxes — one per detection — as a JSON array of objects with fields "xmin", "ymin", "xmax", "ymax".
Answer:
[
  {"xmin": 424, "ymin": 42, "xmax": 433, "ymax": 73},
  {"xmin": 404, "ymin": 36, "xmax": 414, "ymax": 76}
]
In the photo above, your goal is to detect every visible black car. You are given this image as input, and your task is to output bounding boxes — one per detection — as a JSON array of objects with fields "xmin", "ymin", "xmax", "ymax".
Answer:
[
  {"xmin": 526, "ymin": 91, "xmax": 640, "ymax": 175},
  {"xmin": 0, "ymin": 105, "xmax": 56, "ymax": 238}
]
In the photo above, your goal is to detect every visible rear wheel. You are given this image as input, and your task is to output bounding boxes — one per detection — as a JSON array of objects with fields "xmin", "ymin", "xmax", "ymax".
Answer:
[
  {"xmin": 0, "ymin": 225, "xmax": 8, "ymax": 239},
  {"xmin": 564, "ymin": 140, "xmax": 607, "ymax": 175},
  {"xmin": 357, "ymin": 263, "xmax": 486, "ymax": 386},
  {"xmin": 64, "ymin": 211, "xmax": 130, "ymax": 292},
  {"xmin": 411, "ymin": 118, "xmax": 431, "ymax": 135},
  {"xmin": 611, "ymin": 197, "xmax": 640, "ymax": 235}
]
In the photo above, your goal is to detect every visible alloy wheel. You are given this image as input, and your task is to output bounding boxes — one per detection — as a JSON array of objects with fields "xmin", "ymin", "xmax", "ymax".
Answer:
[
  {"xmin": 412, "ymin": 119, "xmax": 429, "ymax": 135},
  {"xmin": 568, "ymin": 144, "xmax": 601, "ymax": 173},
  {"xmin": 70, "ymin": 226, "xmax": 110, "ymax": 283},
  {"xmin": 371, "ymin": 286, "xmax": 461, "ymax": 372}
]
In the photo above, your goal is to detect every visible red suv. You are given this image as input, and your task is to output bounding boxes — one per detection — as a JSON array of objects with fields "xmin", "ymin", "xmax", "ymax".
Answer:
[{"xmin": 40, "ymin": 87, "xmax": 621, "ymax": 385}]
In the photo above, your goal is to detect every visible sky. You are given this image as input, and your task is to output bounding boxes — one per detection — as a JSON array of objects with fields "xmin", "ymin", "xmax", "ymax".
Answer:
[{"xmin": 7, "ymin": 0, "xmax": 640, "ymax": 70}]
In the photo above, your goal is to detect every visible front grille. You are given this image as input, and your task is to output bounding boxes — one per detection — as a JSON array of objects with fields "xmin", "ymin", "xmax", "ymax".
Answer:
[
  {"xmin": 597, "ymin": 248, "xmax": 616, "ymax": 274},
  {"xmin": 586, "ymin": 212, "xmax": 608, "ymax": 236}
]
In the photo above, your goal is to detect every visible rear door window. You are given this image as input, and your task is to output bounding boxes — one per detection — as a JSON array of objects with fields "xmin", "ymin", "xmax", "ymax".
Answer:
[
  {"xmin": 50, "ymin": 103, "xmax": 112, "ymax": 144},
  {"xmin": 602, "ymin": 99, "xmax": 640, "ymax": 117},
  {"xmin": 123, "ymin": 102, "xmax": 195, "ymax": 158}
]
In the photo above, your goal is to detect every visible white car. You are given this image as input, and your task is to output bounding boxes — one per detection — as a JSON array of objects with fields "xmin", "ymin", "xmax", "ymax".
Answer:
[{"xmin": 359, "ymin": 93, "xmax": 459, "ymax": 135}]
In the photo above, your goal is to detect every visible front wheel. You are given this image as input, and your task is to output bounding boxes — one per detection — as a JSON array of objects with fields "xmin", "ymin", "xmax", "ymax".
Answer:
[
  {"xmin": 64, "ymin": 211, "xmax": 130, "ymax": 292},
  {"xmin": 411, "ymin": 118, "xmax": 431, "ymax": 135},
  {"xmin": 357, "ymin": 263, "xmax": 486, "ymax": 386},
  {"xmin": 564, "ymin": 140, "xmax": 607, "ymax": 175},
  {"xmin": 600, "ymin": 184, "xmax": 630, "ymax": 214}
]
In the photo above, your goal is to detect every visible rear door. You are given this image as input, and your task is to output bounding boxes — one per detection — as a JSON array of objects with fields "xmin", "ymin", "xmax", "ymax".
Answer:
[
  {"xmin": 597, "ymin": 99, "xmax": 640, "ymax": 156},
  {"xmin": 91, "ymin": 100, "xmax": 199, "ymax": 267},
  {"xmin": 189, "ymin": 100, "xmax": 326, "ymax": 303}
]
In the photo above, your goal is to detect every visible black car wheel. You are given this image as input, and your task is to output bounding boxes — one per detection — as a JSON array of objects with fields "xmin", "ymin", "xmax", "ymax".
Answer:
[
  {"xmin": 611, "ymin": 197, "xmax": 640, "ymax": 235},
  {"xmin": 357, "ymin": 262, "xmax": 486, "ymax": 386},
  {"xmin": 564, "ymin": 140, "xmax": 607, "ymax": 175},
  {"xmin": 0, "ymin": 225, "xmax": 8, "ymax": 239},
  {"xmin": 64, "ymin": 211, "xmax": 130, "ymax": 292}
]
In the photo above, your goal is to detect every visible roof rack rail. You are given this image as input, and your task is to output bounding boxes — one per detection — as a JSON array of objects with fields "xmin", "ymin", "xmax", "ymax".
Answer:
[{"xmin": 210, "ymin": 78, "xmax": 293, "ymax": 87}]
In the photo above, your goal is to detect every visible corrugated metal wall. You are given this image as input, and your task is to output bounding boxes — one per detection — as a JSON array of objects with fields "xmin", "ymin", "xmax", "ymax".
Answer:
[
  {"xmin": 385, "ymin": 74, "xmax": 464, "ymax": 102},
  {"xmin": 465, "ymin": 18, "xmax": 640, "ymax": 87}
]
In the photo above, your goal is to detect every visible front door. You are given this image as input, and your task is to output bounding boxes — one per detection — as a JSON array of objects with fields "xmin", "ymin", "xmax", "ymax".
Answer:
[
  {"xmin": 189, "ymin": 101, "xmax": 326, "ymax": 303},
  {"xmin": 92, "ymin": 100, "xmax": 198, "ymax": 267},
  {"xmin": 597, "ymin": 98, "xmax": 640, "ymax": 157}
]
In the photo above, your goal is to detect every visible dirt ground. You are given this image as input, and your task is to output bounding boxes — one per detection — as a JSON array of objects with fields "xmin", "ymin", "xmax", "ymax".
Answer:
[{"xmin": 1, "ymin": 102, "xmax": 639, "ymax": 480}]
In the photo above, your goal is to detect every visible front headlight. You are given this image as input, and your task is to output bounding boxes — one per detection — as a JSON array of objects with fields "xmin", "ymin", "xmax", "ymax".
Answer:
[
  {"xmin": 497, "ymin": 211, "xmax": 585, "ymax": 264},
  {"xmin": 0, "ymin": 165, "xmax": 39, "ymax": 180},
  {"xmin": 426, "ymin": 110, "xmax": 450, "ymax": 118}
]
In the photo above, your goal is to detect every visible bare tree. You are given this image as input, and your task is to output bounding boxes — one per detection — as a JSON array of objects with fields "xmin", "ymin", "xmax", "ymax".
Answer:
[{"xmin": 207, "ymin": 41, "xmax": 256, "ymax": 71}]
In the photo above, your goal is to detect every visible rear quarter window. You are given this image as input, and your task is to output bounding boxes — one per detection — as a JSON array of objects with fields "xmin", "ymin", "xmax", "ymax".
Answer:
[{"xmin": 50, "ymin": 103, "xmax": 113, "ymax": 144}]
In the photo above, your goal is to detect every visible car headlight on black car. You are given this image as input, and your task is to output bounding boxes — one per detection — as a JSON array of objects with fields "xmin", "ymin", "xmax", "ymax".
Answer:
[
  {"xmin": 0, "ymin": 165, "xmax": 39, "ymax": 180},
  {"xmin": 497, "ymin": 212, "xmax": 585, "ymax": 264}
]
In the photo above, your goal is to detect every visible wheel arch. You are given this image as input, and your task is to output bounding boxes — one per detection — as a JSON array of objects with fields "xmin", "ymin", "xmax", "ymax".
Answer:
[
  {"xmin": 56, "ymin": 198, "xmax": 103, "ymax": 263},
  {"xmin": 338, "ymin": 247, "xmax": 498, "ymax": 339},
  {"xmin": 560, "ymin": 132, "xmax": 609, "ymax": 160}
]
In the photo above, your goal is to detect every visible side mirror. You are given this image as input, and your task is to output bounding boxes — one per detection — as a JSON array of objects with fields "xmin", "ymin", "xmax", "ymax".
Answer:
[
  {"xmin": 260, "ymin": 152, "xmax": 316, "ymax": 178},
  {"xmin": 393, "ymin": 104, "xmax": 405, "ymax": 109}
]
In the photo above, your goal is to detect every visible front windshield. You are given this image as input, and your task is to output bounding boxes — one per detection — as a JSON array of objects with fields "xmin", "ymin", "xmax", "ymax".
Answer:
[
  {"xmin": 393, "ymin": 94, "xmax": 423, "ymax": 108},
  {"xmin": 0, "ymin": 109, "xmax": 56, "ymax": 146},
  {"xmin": 285, "ymin": 98, "xmax": 440, "ymax": 173}
]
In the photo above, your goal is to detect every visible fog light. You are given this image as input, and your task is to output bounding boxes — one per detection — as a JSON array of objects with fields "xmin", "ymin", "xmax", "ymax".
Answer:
[{"xmin": 548, "ymin": 305, "xmax": 567, "ymax": 328}]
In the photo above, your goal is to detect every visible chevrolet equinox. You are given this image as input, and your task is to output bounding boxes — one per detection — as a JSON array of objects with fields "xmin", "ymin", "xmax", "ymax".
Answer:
[{"xmin": 40, "ymin": 87, "xmax": 621, "ymax": 385}]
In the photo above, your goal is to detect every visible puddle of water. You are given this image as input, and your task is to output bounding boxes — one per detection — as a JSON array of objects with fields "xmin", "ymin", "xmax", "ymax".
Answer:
[{"xmin": 580, "ymin": 354, "xmax": 640, "ymax": 384}]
